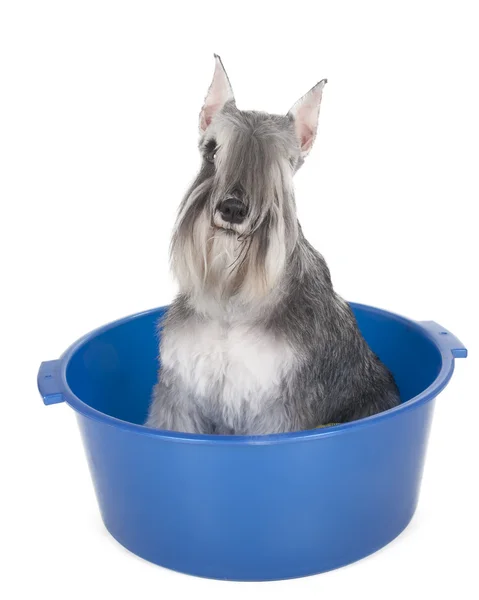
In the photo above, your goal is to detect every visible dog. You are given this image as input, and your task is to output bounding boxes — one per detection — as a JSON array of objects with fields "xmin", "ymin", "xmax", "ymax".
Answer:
[{"xmin": 146, "ymin": 56, "xmax": 400, "ymax": 435}]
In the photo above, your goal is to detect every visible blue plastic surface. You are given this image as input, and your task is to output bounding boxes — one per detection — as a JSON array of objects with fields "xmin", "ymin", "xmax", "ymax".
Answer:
[{"xmin": 38, "ymin": 303, "xmax": 467, "ymax": 580}]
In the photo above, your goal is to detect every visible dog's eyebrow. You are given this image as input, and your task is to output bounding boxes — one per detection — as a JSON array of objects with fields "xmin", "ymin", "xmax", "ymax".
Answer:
[{"xmin": 203, "ymin": 138, "xmax": 217, "ymax": 151}]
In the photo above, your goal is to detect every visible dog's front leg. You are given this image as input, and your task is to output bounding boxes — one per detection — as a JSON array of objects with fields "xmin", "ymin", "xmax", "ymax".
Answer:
[
  {"xmin": 145, "ymin": 379, "xmax": 210, "ymax": 434},
  {"xmin": 236, "ymin": 401, "xmax": 301, "ymax": 435}
]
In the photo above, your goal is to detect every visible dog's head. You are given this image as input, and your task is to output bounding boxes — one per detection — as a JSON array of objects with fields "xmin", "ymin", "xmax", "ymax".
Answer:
[{"xmin": 171, "ymin": 55, "xmax": 326, "ymax": 307}]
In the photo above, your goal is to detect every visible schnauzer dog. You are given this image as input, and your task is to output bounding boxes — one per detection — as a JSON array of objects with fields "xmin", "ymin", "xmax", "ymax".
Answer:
[{"xmin": 147, "ymin": 56, "xmax": 399, "ymax": 434}]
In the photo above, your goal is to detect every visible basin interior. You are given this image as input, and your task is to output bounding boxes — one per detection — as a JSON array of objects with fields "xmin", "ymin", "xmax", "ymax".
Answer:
[{"xmin": 65, "ymin": 306, "xmax": 442, "ymax": 427}]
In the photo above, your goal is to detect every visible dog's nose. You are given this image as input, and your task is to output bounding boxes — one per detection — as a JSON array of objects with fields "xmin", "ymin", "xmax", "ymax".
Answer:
[{"xmin": 218, "ymin": 198, "xmax": 248, "ymax": 224}]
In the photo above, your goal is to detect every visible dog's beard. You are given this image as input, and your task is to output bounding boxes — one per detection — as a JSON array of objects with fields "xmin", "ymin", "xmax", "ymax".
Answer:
[{"xmin": 171, "ymin": 207, "xmax": 287, "ymax": 308}]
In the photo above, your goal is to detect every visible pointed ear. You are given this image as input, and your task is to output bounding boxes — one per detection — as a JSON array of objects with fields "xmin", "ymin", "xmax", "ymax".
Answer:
[
  {"xmin": 287, "ymin": 79, "xmax": 327, "ymax": 158},
  {"xmin": 199, "ymin": 55, "xmax": 235, "ymax": 133}
]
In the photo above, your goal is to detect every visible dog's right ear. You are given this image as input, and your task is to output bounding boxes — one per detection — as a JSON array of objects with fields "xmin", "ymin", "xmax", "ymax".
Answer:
[{"xmin": 199, "ymin": 55, "xmax": 235, "ymax": 133}]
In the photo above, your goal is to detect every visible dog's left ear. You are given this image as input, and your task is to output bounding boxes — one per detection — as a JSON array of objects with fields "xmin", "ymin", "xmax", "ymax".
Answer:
[
  {"xmin": 199, "ymin": 55, "xmax": 235, "ymax": 133},
  {"xmin": 288, "ymin": 79, "xmax": 327, "ymax": 158}
]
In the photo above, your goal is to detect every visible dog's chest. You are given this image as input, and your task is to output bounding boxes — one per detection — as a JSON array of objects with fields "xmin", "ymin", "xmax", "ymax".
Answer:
[{"xmin": 160, "ymin": 319, "xmax": 296, "ymax": 411}]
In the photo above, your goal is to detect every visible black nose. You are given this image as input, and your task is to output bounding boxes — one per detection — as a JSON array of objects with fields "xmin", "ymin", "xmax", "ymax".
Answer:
[{"xmin": 218, "ymin": 198, "xmax": 248, "ymax": 224}]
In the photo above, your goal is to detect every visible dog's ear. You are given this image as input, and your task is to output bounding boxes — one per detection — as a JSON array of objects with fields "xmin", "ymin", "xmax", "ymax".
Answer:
[
  {"xmin": 199, "ymin": 55, "xmax": 235, "ymax": 133},
  {"xmin": 287, "ymin": 79, "xmax": 327, "ymax": 158}
]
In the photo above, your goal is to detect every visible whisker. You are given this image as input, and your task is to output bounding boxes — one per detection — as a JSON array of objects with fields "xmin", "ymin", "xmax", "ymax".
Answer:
[{"xmin": 233, "ymin": 237, "xmax": 253, "ymax": 274}]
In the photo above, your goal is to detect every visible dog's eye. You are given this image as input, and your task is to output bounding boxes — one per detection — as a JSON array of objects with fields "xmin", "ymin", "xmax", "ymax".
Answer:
[
  {"xmin": 206, "ymin": 150, "xmax": 217, "ymax": 163},
  {"xmin": 204, "ymin": 139, "xmax": 217, "ymax": 164}
]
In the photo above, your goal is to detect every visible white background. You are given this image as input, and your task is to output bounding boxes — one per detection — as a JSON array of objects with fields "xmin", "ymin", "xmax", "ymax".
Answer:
[{"xmin": 1, "ymin": 1, "xmax": 477, "ymax": 598}]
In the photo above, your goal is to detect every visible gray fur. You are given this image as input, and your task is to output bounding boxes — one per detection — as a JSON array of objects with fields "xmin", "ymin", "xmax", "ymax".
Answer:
[{"xmin": 147, "ymin": 59, "xmax": 400, "ymax": 435}]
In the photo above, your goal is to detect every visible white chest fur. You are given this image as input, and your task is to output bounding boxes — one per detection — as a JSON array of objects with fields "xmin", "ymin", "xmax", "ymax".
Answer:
[{"xmin": 160, "ymin": 319, "xmax": 297, "ymax": 417}]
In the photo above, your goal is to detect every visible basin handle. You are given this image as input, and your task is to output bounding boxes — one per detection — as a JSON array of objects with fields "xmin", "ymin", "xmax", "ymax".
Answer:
[
  {"xmin": 37, "ymin": 360, "xmax": 65, "ymax": 405},
  {"xmin": 419, "ymin": 321, "xmax": 467, "ymax": 359}
]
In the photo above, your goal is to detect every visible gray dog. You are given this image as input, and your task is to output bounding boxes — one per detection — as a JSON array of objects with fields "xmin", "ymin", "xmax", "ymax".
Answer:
[{"xmin": 147, "ymin": 56, "xmax": 400, "ymax": 435}]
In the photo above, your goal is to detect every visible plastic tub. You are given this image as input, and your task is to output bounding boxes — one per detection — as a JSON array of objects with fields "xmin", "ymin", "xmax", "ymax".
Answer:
[{"xmin": 38, "ymin": 303, "xmax": 467, "ymax": 581}]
